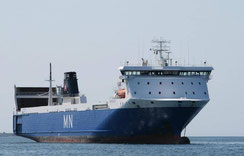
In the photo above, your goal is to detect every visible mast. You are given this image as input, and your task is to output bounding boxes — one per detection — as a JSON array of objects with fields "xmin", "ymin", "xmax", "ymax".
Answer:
[
  {"xmin": 48, "ymin": 63, "xmax": 53, "ymax": 106},
  {"xmin": 150, "ymin": 38, "xmax": 171, "ymax": 66}
]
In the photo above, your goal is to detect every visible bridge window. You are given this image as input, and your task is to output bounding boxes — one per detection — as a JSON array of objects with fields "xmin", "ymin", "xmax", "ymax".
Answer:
[
  {"xmin": 157, "ymin": 72, "xmax": 163, "ymax": 75},
  {"xmin": 179, "ymin": 71, "xmax": 211, "ymax": 76},
  {"xmin": 163, "ymin": 71, "xmax": 179, "ymax": 75},
  {"xmin": 123, "ymin": 71, "xmax": 141, "ymax": 76},
  {"xmin": 122, "ymin": 70, "xmax": 211, "ymax": 77},
  {"xmin": 140, "ymin": 71, "xmax": 149, "ymax": 75}
]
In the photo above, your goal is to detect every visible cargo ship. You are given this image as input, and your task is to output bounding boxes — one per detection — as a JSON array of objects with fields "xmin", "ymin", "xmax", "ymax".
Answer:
[{"xmin": 13, "ymin": 39, "xmax": 213, "ymax": 144}]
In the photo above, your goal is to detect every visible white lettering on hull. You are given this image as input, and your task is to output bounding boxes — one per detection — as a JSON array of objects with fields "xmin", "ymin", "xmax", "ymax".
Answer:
[{"xmin": 63, "ymin": 114, "xmax": 73, "ymax": 128}]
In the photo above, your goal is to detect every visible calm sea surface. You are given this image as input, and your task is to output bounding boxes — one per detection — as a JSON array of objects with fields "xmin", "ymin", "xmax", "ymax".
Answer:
[{"xmin": 0, "ymin": 135, "xmax": 244, "ymax": 156}]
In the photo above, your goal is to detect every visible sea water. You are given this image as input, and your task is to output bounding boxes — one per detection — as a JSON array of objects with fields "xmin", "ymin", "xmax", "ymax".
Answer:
[{"xmin": 0, "ymin": 135, "xmax": 244, "ymax": 156}]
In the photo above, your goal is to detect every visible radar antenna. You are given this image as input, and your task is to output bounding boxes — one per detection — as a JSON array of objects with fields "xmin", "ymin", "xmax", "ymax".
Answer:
[{"xmin": 150, "ymin": 38, "xmax": 171, "ymax": 66}]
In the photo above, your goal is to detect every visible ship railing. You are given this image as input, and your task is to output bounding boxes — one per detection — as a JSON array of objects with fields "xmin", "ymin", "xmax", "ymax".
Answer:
[
  {"xmin": 16, "ymin": 92, "xmax": 57, "ymax": 96},
  {"xmin": 122, "ymin": 62, "xmax": 211, "ymax": 67}
]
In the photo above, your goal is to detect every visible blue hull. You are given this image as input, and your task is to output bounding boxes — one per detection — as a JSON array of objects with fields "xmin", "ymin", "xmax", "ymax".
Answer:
[{"xmin": 13, "ymin": 107, "xmax": 201, "ymax": 144}]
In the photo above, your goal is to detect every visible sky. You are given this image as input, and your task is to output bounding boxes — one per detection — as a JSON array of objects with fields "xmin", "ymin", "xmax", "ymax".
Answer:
[{"xmin": 0, "ymin": 0, "xmax": 244, "ymax": 136}]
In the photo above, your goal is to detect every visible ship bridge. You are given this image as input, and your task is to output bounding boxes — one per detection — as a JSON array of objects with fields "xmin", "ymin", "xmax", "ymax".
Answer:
[{"xmin": 117, "ymin": 65, "xmax": 213, "ymax": 102}]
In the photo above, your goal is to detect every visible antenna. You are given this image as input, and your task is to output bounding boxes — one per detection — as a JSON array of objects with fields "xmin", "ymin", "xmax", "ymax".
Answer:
[
  {"xmin": 150, "ymin": 38, "xmax": 171, "ymax": 66},
  {"xmin": 187, "ymin": 42, "xmax": 190, "ymax": 65},
  {"xmin": 137, "ymin": 38, "xmax": 140, "ymax": 64}
]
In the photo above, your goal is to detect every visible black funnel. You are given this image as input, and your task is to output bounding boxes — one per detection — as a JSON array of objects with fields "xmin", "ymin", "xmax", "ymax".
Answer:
[{"xmin": 63, "ymin": 72, "xmax": 79, "ymax": 97}]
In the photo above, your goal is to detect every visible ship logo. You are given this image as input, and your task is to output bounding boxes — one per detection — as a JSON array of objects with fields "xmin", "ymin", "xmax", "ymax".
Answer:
[{"xmin": 63, "ymin": 114, "xmax": 73, "ymax": 129}]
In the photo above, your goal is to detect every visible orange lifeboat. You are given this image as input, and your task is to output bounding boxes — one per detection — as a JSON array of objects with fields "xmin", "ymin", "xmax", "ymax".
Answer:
[{"xmin": 117, "ymin": 89, "xmax": 126, "ymax": 98}]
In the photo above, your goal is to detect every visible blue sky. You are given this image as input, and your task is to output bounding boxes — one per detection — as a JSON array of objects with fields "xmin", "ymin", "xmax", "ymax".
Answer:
[{"xmin": 0, "ymin": 0, "xmax": 244, "ymax": 136}]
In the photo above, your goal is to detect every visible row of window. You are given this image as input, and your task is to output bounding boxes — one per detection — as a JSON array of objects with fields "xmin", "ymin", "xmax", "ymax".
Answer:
[
  {"xmin": 134, "ymin": 91, "xmax": 207, "ymax": 95},
  {"xmin": 137, "ymin": 81, "xmax": 202, "ymax": 85},
  {"xmin": 122, "ymin": 70, "xmax": 211, "ymax": 76},
  {"xmin": 179, "ymin": 72, "xmax": 210, "ymax": 76}
]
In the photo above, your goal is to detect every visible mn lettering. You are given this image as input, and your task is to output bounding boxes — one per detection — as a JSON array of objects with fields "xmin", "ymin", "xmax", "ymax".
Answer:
[{"xmin": 63, "ymin": 114, "xmax": 73, "ymax": 128}]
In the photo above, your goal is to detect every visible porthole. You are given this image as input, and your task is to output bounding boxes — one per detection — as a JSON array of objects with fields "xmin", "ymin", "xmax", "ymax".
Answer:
[
  {"xmin": 199, "ymin": 82, "xmax": 201, "ymax": 85},
  {"xmin": 137, "ymin": 82, "xmax": 140, "ymax": 85},
  {"xmin": 193, "ymin": 92, "xmax": 195, "ymax": 95},
  {"xmin": 147, "ymin": 82, "xmax": 150, "ymax": 85},
  {"xmin": 191, "ymin": 82, "xmax": 194, "ymax": 85},
  {"xmin": 159, "ymin": 91, "xmax": 161, "ymax": 94},
  {"xmin": 192, "ymin": 101, "xmax": 196, "ymax": 104},
  {"xmin": 151, "ymin": 101, "xmax": 154, "ymax": 104},
  {"xmin": 204, "ymin": 92, "xmax": 207, "ymax": 95},
  {"xmin": 149, "ymin": 91, "xmax": 151, "ymax": 95},
  {"xmin": 182, "ymin": 82, "xmax": 184, "ymax": 85},
  {"xmin": 171, "ymin": 82, "xmax": 174, "ymax": 85},
  {"xmin": 185, "ymin": 92, "xmax": 188, "ymax": 95},
  {"xmin": 159, "ymin": 82, "xmax": 162, "ymax": 85},
  {"xmin": 134, "ymin": 92, "xmax": 136, "ymax": 95},
  {"xmin": 173, "ymin": 91, "xmax": 176, "ymax": 94},
  {"xmin": 132, "ymin": 102, "xmax": 136, "ymax": 104}
]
